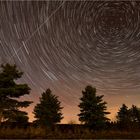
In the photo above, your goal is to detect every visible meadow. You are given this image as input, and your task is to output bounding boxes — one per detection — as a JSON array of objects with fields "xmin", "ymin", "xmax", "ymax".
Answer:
[{"xmin": 0, "ymin": 125, "xmax": 140, "ymax": 139}]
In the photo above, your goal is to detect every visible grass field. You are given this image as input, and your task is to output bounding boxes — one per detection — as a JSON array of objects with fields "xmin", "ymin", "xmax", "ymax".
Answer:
[{"xmin": 0, "ymin": 127, "xmax": 140, "ymax": 139}]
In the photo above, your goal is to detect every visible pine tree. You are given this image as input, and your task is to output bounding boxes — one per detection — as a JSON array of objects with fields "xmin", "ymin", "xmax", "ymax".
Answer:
[
  {"xmin": 116, "ymin": 104, "xmax": 131, "ymax": 129},
  {"xmin": 130, "ymin": 105, "xmax": 140, "ymax": 122},
  {"xmin": 0, "ymin": 63, "xmax": 32, "ymax": 124},
  {"xmin": 78, "ymin": 85, "xmax": 110, "ymax": 129},
  {"xmin": 33, "ymin": 89, "xmax": 63, "ymax": 127}
]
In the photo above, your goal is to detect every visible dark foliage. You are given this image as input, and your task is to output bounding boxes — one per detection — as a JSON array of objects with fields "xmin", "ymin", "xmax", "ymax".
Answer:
[
  {"xmin": 78, "ymin": 85, "xmax": 110, "ymax": 130},
  {"xmin": 33, "ymin": 88, "xmax": 63, "ymax": 127},
  {"xmin": 117, "ymin": 104, "xmax": 140, "ymax": 129},
  {"xmin": 0, "ymin": 63, "xmax": 32, "ymax": 124}
]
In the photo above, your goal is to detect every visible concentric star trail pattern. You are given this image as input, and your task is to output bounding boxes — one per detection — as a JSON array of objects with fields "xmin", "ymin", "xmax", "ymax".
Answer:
[{"xmin": 0, "ymin": 1, "xmax": 140, "ymax": 122}]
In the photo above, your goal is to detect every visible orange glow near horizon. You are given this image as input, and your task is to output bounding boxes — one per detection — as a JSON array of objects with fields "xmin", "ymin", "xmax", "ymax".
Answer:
[
  {"xmin": 24, "ymin": 91, "xmax": 140, "ymax": 124},
  {"xmin": 27, "ymin": 106, "xmax": 119, "ymax": 124}
]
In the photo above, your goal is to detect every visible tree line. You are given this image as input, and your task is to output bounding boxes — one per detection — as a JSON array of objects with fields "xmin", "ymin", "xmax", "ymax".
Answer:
[{"xmin": 0, "ymin": 63, "xmax": 140, "ymax": 130}]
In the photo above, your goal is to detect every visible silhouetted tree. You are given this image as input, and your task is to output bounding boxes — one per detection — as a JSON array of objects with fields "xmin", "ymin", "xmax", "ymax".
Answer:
[
  {"xmin": 78, "ymin": 85, "xmax": 110, "ymax": 130},
  {"xmin": 130, "ymin": 105, "xmax": 140, "ymax": 123},
  {"xmin": 129, "ymin": 105, "xmax": 140, "ymax": 129},
  {"xmin": 116, "ymin": 104, "xmax": 131, "ymax": 129},
  {"xmin": 33, "ymin": 89, "xmax": 63, "ymax": 127},
  {"xmin": 0, "ymin": 63, "xmax": 32, "ymax": 125}
]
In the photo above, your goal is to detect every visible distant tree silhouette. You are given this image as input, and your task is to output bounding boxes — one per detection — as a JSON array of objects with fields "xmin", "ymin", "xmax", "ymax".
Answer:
[
  {"xmin": 78, "ymin": 85, "xmax": 110, "ymax": 130},
  {"xmin": 116, "ymin": 104, "xmax": 131, "ymax": 129},
  {"xmin": 129, "ymin": 105, "xmax": 140, "ymax": 129},
  {"xmin": 130, "ymin": 105, "xmax": 140, "ymax": 123},
  {"xmin": 0, "ymin": 63, "xmax": 32, "ymax": 125},
  {"xmin": 33, "ymin": 89, "xmax": 63, "ymax": 127}
]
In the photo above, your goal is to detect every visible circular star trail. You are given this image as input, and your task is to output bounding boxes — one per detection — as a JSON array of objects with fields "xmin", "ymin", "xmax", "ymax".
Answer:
[{"xmin": 0, "ymin": 1, "xmax": 140, "ymax": 108}]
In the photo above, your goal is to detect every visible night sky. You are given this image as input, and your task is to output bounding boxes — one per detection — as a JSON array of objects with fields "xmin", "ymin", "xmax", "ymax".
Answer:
[{"xmin": 1, "ymin": 1, "xmax": 140, "ymax": 123}]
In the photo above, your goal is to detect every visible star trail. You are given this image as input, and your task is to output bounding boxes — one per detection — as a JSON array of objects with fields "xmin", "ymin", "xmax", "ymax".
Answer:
[{"xmin": 0, "ymin": 1, "xmax": 140, "ymax": 123}]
